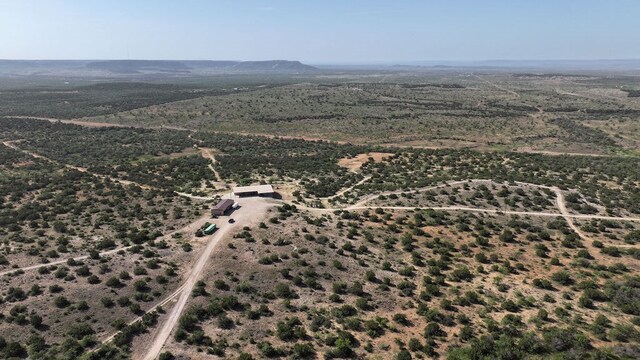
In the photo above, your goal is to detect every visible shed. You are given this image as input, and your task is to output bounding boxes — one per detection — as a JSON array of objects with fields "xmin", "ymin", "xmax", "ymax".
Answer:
[{"xmin": 211, "ymin": 199, "xmax": 235, "ymax": 216}]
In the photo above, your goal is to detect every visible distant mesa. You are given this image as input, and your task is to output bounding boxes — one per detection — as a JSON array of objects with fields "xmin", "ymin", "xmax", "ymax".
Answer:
[
  {"xmin": 230, "ymin": 60, "xmax": 317, "ymax": 71},
  {"xmin": 85, "ymin": 59, "xmax": 318, "ymax": 74}
]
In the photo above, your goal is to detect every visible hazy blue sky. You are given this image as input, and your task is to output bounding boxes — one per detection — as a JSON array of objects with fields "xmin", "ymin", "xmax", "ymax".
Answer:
[{"xmin": 1, "ymin": 0, "xmax": 638, "ymax": 63}]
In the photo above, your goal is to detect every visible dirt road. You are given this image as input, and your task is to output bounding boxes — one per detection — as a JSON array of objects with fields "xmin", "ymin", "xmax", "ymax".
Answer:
[
  {"xmin": 345, "ymin": 205, "xmax": 640, "ymax": 222},
  {"xmin": 1, "ymin": 115, "xmax": 343, "ymax": 144},
  {"xmin": 0, "ymin": 245, "xmax": 132, "ymax": 277},
  {"xmin": 3, "ymin": 140, "xmax": 155, "ymax": 190},
  {"xmin": 349, "ymin": 179, "xmax": 479, "ymax": 208},
  {"xmin": 4, "ymin": 140, "xmax": 227, "ymax": 201},
  {"xmin": 295, "ymin": 179, "xmax": 640, "ymax": 224},
  {"xmin": 140, "ymin": 197, "xmax": 274, "ymax": 360},
  {"xmin": 99, "ymin": 282, "xmax": 187, "ymax": 346},
  {"xmin": 327, "ymin": 176, "xmax": 372, "ymax": 201},
  {"xmin": 553, "ymin": 191, "xmax": 588, "ymax": 229},
  {"xmin": 3, "ymin": 115, "xmax": 629, "ymax": 158},
  {"xmin": 200, "ymin": 148, "xmax": 223, "ymax": 183},
  {"xmin": 0, "ymin": 213, "xmax": 212, "ymax": 277},
  {"xmin": 1, "ymin": 115, "xmax": 192, "ymax": 131},
  {"xmin": 474, "ymin": 74, "xmax": 521, "ymax": 99}
]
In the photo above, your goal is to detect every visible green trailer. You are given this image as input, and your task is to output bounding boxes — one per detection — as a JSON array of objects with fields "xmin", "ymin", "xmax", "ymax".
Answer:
[{"xmin": 203, "ymin": 223, "xmax": 217, "ymax": 235}]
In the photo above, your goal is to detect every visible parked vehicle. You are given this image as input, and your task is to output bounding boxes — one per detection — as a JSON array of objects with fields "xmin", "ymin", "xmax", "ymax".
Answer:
[{"xmin": 203, "ymin": 223, "xmax": 217, "ymax": 235}]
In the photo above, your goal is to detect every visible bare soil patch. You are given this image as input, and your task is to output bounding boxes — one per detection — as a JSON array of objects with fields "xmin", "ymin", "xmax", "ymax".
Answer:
[{"xmin": 338, "ymin": 152, "xmax": 394, "ymax": 172}]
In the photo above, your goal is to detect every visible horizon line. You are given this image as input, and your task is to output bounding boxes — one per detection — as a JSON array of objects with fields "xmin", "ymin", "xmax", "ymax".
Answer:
[{"xmin": 1, "ymin": 58, "xmax": 640, "ymax": 63}]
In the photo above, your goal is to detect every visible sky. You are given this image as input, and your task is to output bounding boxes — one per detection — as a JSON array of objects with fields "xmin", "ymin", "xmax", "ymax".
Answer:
[{"xmin": 1, "ymin": 0, "xmax": 639, "ymax": 63}]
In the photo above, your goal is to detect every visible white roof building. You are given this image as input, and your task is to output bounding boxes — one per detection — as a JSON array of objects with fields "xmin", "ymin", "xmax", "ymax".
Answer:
[{"xmin": 232, "ymin": 184, "xmax": 275, "ymax": 197}]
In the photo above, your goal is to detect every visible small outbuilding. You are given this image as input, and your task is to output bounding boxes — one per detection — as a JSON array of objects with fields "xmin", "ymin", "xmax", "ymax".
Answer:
[
  {"xmin": 211, "ymin": 199, "xmax": 235, "ymax": 216},
  {"xmin": 233, "ymin": 184, "xmax": 275, "ymax": 198}
]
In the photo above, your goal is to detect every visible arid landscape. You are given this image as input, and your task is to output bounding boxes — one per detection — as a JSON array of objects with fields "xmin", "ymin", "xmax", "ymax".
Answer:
[
  {"xmin": 3, "ymin": 1, "xmax": 640, "ymax": 357},
  {"xmin": 4, "ymin": 71, "xmax": 639, "ymax": 156},
  {"xmin": 0, "ymin": 60, "xmax": 639, "ymax": 360}
]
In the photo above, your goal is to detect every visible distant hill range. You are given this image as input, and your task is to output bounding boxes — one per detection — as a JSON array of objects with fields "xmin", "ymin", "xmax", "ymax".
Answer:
[
  {"xmin": 388, "ymin": 59, "xmax": 640, "ymax": 72},
  {"xmin": 0, "ymin": 59, "xmax": 318, "ymax": 76}
]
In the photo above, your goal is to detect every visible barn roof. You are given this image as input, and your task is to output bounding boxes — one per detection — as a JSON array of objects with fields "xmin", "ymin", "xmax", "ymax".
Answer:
[
  {"xmin": 213, "ymin": 198, "xmax": 234, "ymax": 210},
  {"xmin": 232, "ymin": 184, "xmax": 274, "ymax": 194}
]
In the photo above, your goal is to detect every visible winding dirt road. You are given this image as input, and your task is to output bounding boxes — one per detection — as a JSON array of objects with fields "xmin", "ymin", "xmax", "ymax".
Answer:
[
  {"xmin": 135, "ymin": 178, "xmax": 635, "ymax": 360},
  {"xmin": 348, "ymin": 179, "xmax": 475, "ymax": 208},
  {"xmin": 2, "ymin": 163, "xmax": 638, "ymax": 359},
  {"xmin": 4, "ymin": 116, "xmax": 640, "ymax": 359},
  {"xmin": 297, "ymin": 179, "xmax": 640, "ymax": 225},
  {"xmin": 200, "ymin": 147, "xmax": 222, "ymax": 183}
]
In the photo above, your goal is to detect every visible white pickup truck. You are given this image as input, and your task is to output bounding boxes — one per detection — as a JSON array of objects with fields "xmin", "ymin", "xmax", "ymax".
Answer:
[{"xmin": 231, "ymin": 202, "xmax": 239, "ymax": 209}]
